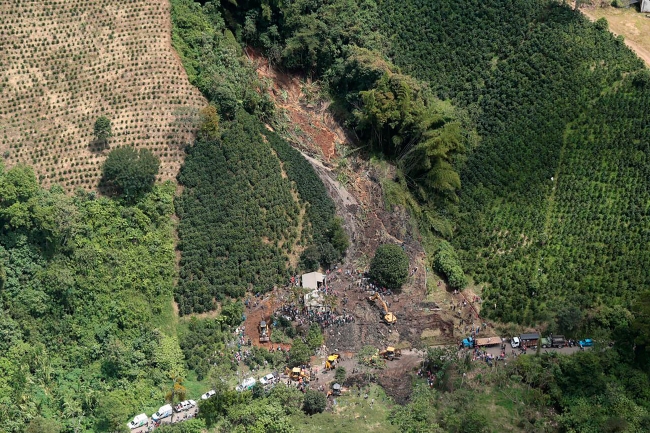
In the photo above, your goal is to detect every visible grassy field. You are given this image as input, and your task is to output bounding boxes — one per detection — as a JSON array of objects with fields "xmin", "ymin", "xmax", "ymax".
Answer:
[
  {"xmin": 0, "ymin": 0, "xmax": 205, "ymax": 191},
  {"xmin": 290, "ymin": 385, "xmax": 399, "ymax": 433}
]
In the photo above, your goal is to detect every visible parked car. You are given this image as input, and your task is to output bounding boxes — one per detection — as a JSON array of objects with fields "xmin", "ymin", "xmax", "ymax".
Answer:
[
  {"xmin": 201, "ymin": 389, "xmax": 216, "ymax": 400},
  {"xmin": 510, "ymin": 336, "xmax": 521, "ymax": 348},
  {"xmin": 127, "ymin": 413, "xmax": 148, "ymax": 429},
  {"xmin": 260, "ymin": 373, "xmax": 275, "ymax": 386},
  {"xmin": 174, "ymin": 400, "xmax": 196, "ymax": 413},
  {"xmin": 579, "ymin": 339, "xmax": 594, "ymax": 347}
]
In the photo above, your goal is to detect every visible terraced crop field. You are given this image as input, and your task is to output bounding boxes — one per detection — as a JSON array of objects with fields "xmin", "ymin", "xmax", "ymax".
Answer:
[{"xmin": 0, "ymin": 0, "xmax": 205, "ymax": 190}]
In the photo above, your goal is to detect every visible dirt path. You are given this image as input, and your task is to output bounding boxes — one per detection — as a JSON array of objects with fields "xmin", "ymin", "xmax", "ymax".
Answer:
[{"xmin": 298, "ymin": 151, "xmax": 361, "ymax": 256}]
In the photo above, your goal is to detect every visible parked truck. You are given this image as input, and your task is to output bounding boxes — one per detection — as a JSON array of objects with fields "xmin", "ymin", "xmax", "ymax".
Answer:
[
  {"xmin": 462, "ymin": 336, "xmax": 502, "ymax": 348},
  {"xmin": 551, "ymin": 335, "xmax": 566, "ymax": 348}
]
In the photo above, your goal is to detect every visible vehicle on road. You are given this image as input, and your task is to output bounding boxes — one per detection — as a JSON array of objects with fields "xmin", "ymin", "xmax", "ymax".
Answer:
[
  {"xmin": 236, "ymin": 377, "xmax": 257, "ymax": 391},
  {"xmin": 541, "ymin": 337, "xmax": 551, "ymax": 348},
  {"xmin": 201, "ymin": 390, "xmax": 216, "ymax": 400},
  {"xmin": 174, "ymin": 400, "xmax": 196, "ymax": 413},
  {"xmin": 260, "ymin": 373, "xmax": 275, "ymax": 386},
  {"xmin": 579, "ymin": 339, "xmax": 594, "ymax": 347},
  {"xmin": 519, "ymin": 332, "xmax": 540, "ymax": 348},
  {"xmin": 127, "ymin": 413, "xmax": 148, "ymax": 429},
  {"xmin": 510, "ymin": 336, "xmax": 520, "ymax": 348},
  {"xmin": 551, "ymin": 335, "xmax": 566, "ymax": 348},
  {"xmin": 152, "ymin": 404, "xmax": 173, "ymax": 422}
]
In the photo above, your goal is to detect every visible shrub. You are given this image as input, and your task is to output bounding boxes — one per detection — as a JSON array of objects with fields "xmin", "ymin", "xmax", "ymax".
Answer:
[
  {"xmin": 302, "ymin": 390, "xmax": 326, "ymax": 415},
  {"xmin": 369, "ymin": 244, "xmax": 409, "ymax": 290},
  {"xmin": 433, "ymin": 241, "xmax": 467, "ymax": 289}
]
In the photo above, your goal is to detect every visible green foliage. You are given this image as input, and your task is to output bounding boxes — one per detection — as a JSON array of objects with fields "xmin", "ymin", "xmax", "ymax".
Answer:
[
  {"xmin": 379, "ymin": 0, "xmax": 649, "ymax": 325},
  {"xmin": 179, "ymin": 317, "xmax": 236, "ymax": 380},
  {"xmin": 334, "ymin": 366, "xmax": 346, "ymax": 383},
  {"xmin": 389, "ymin": 384, "xmax": 442, "ymax": 432},
  {"xmin": 266, "ymin": 132, "xmax": 347, "ymax": 266},
  {"xmin": 268, "ymin": 386, "xmax": 304, "ymax": 415},
  {"xmin": 288, "ymin": 338, "xmax": 311, "ymax": 367},
  {"xmin": 555, "ymin": 304, "xmax": 584, "ymax": 336},
  {"xmin": 369, "ymin": 244, "xmax": 409, "ymax": 290},
  {"xmin": 197, "ymin": 105, "xmax": 220, "ymax": 141},
  {"xmin": 0, "ymin": 165, "xmax": 178, "ymax": 431},
  {"xmin": 199, "ymin": 388, "xmax": 252, "ymax": 427},
  {"xmin": 631, "ymin": 291, "xmax": 650, "ymax": 363},
  {"xmin": 305, "ymin": 323, "xmax": 324, "ymax": 352},
  {"xmin": 175, "ymin": 111, "xmax": 300, "ymax": 313},
  {"xmin": 93, "ymin": 115, "xmax": 112, "ymax": 146},
  {"xmin": 226, "ymin": 398, "xmax": 295, "ymax": 432},
  {"xmin": 101, "ymin": 146, "xmax": 160, "ymax": 201},
  {"xmin": 155, "ymin": 419, "xmax": 206, "ymax": 433},
  {"xmin": 302, "ymin": 389, "xmax": 327, "ymax": 415},
  {"xmin": 170, "ymin": 0, "xmax": 273, "ymax": 119},
  {"xmin": 433, "ymin": 241, "xmax": 467, "ymax": 289},
  {"xmin": 231, "ymin": 0, "xmax": 385, "ymax": 75},
  {"xmin": 25, "ymin": 417, "xmax": 62, "ymax": 433}
]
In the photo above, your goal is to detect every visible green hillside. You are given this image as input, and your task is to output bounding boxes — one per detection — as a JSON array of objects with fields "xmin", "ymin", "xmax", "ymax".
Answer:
[
  {"xmin": 0, "ymin": 163, "xmax": 180, "ymax": 431},
  {"xmin": 171, "ymin": 0, "xmax": 346, "ymax": 315},
  {"xmin": 380, "ymin": 0, "xmax": 650, "ymax": 325}
]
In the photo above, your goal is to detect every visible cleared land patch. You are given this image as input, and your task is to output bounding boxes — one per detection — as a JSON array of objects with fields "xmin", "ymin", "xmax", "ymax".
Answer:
[{"xmin": 0, "ymin": 0, "xmax": 205, "ymax": 190}]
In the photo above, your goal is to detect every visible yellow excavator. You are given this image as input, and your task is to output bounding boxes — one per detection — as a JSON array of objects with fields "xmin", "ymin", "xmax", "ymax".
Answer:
[
  {"xmin": 380, "ymin": 346, "xmax": 402, "ymax": 361},
  {"xmin": 325, "ymin": 353, "xmax": 340, "ymax": 370},
  {"xmin": 368, "ymin": 292, "xmax": 397, "ymax": 324}
]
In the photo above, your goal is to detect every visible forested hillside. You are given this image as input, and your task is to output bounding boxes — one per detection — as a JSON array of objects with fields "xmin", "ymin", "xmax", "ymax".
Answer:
[
  {"xmin": 380, "ymin": 0, "xmax": 650, "ymax": 325},
  {"xmin": 175, "ymin": 111, "xmax": 300, "ymax": 312},
  {"xmin": 0, "ymin": 162, "xmax": 180, "ymax": 431},
  {"xmin": 171, "ymin": 0, "xmax": 345, "ymax": 314}
]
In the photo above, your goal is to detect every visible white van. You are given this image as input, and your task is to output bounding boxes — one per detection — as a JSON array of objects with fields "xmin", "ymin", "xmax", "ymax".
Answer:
[
  {"xmin": 151, "ymin": 404, "xmax": 173, "ymax": 422},
  {"xmin": 236, "ymin": 377, "xmax": 257, "ymax": 391},
  {"xmin": 511, "ymin": 336, "xmax": 521, "ymax": 348},
  {"xmin": 127, "ymin": 413, "xmax": 148, "ymax": 429}
]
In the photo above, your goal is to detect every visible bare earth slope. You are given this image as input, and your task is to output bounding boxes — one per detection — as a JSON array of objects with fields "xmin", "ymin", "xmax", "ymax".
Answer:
[{"xmin": 0, "ymin": 0, "xmax": 206, "ymax": 190}]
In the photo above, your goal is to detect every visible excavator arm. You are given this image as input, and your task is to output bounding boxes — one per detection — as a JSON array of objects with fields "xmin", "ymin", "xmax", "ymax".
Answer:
[{"xmin": 368, "ymin": 292, "xmax": 397, "ymax": 324}]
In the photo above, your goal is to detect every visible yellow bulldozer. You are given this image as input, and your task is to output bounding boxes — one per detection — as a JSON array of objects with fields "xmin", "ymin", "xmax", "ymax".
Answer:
[
  {"xmin": 325, "ymin": 353, "xmax": 340, "ymax": 370},
  {"xmin": 285, "ymin": 367, "xmax": 309, "ymax": 382},
  {"xmin": 380, "ymin": 346, "xmax": 402, "ymax": 361},
  {"xmin": 368, "ymin": 292, "xmax": 397, "ymax": 324}
]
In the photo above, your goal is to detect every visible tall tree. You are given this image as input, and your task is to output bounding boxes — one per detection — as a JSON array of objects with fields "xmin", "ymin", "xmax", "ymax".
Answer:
[
  {"xmin": 93, "ymin": 116, "xmax": 113, "ymax": 148},
  {"xmin": 101, "ymin": 146, "xmax": 160, "ymax": 201}
]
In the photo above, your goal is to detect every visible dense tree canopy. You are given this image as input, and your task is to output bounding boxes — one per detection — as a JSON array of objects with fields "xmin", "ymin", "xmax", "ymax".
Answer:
[
  {"xmin": 101, "ymin": 146, "xmax": 160, "ymax": 201},
  {"xmin": 0, "ymin": 162, "xmax": 178, "ymax": 432},
  {"xmin": 369, "ymin": 244, "xmax": 409, "ymax": 290}
]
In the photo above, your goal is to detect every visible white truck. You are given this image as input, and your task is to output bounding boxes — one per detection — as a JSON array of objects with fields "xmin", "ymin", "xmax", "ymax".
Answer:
[
  {"xmin": 127, "ymin": 413, "xmax": 148, "ymax": 429},
  {"xmin": 151, "ymin": 404, "xmax": 173, "ymax": 422}
]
